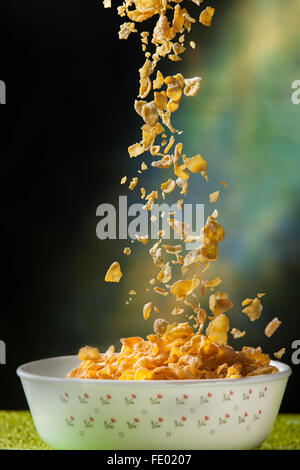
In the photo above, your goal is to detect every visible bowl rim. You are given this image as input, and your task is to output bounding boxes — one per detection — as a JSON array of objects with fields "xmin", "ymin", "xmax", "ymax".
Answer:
[{"xmin": 17, "ymin": 355, "xmax": 292, "ymax": 386}]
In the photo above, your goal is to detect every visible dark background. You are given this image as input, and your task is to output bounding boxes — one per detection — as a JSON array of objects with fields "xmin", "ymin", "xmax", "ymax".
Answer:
[{"xmin": 0, "ymin": 0, "xmax": 299, "ymax": 411}]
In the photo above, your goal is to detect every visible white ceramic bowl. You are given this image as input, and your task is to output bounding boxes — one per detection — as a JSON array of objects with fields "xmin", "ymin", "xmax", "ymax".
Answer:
[{"xmin": 17, "ymin": 356, "xmax": 291, "ymax": 450}]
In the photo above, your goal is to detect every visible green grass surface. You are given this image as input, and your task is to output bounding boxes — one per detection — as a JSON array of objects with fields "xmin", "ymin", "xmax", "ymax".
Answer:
[
  {"xmin": 0, "ymin": 411, "xmax": 299, "ymax": 450},
  {"xmin": 258, "ymin": 414, "xmax": 300, "ymax": 450},
  {"xmin": 0, "ymin": 411, "xmax": 52, "ymax": 450}
]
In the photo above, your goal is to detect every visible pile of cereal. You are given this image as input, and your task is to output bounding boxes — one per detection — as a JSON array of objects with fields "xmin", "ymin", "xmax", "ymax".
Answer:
[
  {"xmin": 68, "ymin": 320, "xmax": 278, "ymax": 380},
  {"xmin": 69, "ymin": 1, "xmax": 284, "ymax": 380}
]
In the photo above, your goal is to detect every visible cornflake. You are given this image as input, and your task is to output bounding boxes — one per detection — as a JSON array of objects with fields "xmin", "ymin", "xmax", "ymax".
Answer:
[
  {"xmin": 231, "ymin": 328, "xmax": 246, "ymax": 339},
  {"xmin": 209, "ymin": 292, "xmax": 233, "ymax": 316},
  {"xmin": 184, "ymin": 77, "xmax": 202, "ymax": 97},
  {"xmin": 163, "ymin": 244, "xmax": 182, "ymax": 254},
  {"xmin": 199, "ymin": 214, "xmax": 225, "ymax": 263},
  {"xmin": 153, "ymin": 286, "xmax": 169, "ymax": 296},
  {"xmin": 209, "ymin": 190, "xmax": 220, "ymax": 203},
  {"xmin": 174, "ymin": 161, "xmax": 189, "ymax": 180},
  {"xmin": 181, "ymin": 249, "xmax": 202, "ymax": 272},
  {"xmin": 173, "ymin": 43, "xmax": 186, "ymax": 56},
  {"xmin": 199, "ymin": 7, "xmax": 215, "ymax": 27},
  {"xmin": 129, "ymin": 177, "xmax": 139, "ymax": 190},
  {"xmin": 168, "ymin": 218, "xmax": 190, "ymax": 239},
  {"xmin": 171, "ymin": 306, "xmax": 185, "ymax": 316},
  {"xmin": 144, "ymin": 190, "xmax": 159, "ymax": 210},
  {"xmin": 176, "ymin": 177, "xmax": 188, "ymax": 195},
  {"xmin": 170, "ymin": 275, "xmax": 200, "ymax": 300},
  {"xmin": 150, "ymin": 145, "xmax": 161, "ymax": 155},
  {"xmin": 202, "ymin": 277, "xmax": 222, "ymax": 290},
  {"xmin": 157, "ymin": 262, "xmax": 172, "ymax": 284},
  {"xmin": 153, "ymin": 318, "xmax": 168, "ymax": 335},
  {"xmin": 164, "ymin": 135, "xmax": 175, "ymax": 154},
  {"xmin": 161, "ymin": 178, "xmax": 176, "ymax": 193},
  {"xmin": 242, "ymin": 298, "xmax": 252, "ymax": 307},
  {"xmin": 274, "ymin": 348, "xmax": 286, "ymax": 359},
  {"xmin": 136, "ymin": 235, "xmax": 149, "ymax": 244},
  {"xmin": 206, "ymin": 313, "xmax": 229, "ymax": 345},
  {"xmin": 265, "ymin": 317, "xmax": 281, "ymax": 338},
  {"xmin": 177, "ymin": 199, "xmax": 184, "ymax": 210},
  {"xmin": 78, "ymin": 346, "xmax": 100, "ymax": 361},
  {"xmin": 168, "ymin": 54, "xmax": 181, "ymax": 62},
  {"xmin": 153, "ymin": 70, "xmax": 165, "ymax": 90},
  {"xmin": 143, "ymin": 301, "xmax": 153, "ymax": 320},
  {"xmin": 149, "ymin": 240, "xmax": 164, "ymax": 267},
  {"xmin": 242, "ymin": 297, "xmax": 263, "ymax": 321},
  {"xmin": 141, "ymin": 187, "xmax": 146, "ymax": 199},
  {"xmin": 185, "ymin": 154, "xmax": 207, "ymax": 173},
  {"xmin": 128, "ymin": 143, "xmax": 144, "ymax": 158},
  {"xmin": 174, "ymin": 142, "xmax": 183, "ymax": 162},
  {"xmin": 123, "ymin": 247, "xmax": 131, "ymax": 255},
  {"xmin": 105, "ymin": 261, "xmax": 123, "ymax": 282},
  {"xmin": 119, "ymin": 22, "xmax": 137, "ymax": 40}
]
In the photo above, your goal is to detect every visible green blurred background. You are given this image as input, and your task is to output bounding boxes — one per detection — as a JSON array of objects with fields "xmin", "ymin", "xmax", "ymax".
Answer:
[{"xmin": 1, "ymin": 0, "xmax": 299, "ymax": 410}]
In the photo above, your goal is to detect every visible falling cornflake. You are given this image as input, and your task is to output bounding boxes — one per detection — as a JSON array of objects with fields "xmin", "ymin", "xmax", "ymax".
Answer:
[
  {"xmin": 274, "ymin": 348, "xmax": 286, "ymax": 359},
  {"xmin": 209, "ymin": 191, "xmax": 220, "ymax": 203},
  {"xmin": 143, "ymin": 301, "xmax": 153, "ymax": 320},
  {"xmin": 105, "ymin": 262, "xmax": 123, "ymax": 282},
  {"xmin": 265, "ymin": 317, "xmax": 281, "ymax": 338},
  {"xmin": 231, "ymin": 328, "xmax": 246, "ymax": 339},
  {"xmin": 199, "ymin": 7, "xmax": 215, "ymax": 27},
  {"xmin": 242, "ymin": 296, "xmax": 263, "ymax": 321}
]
